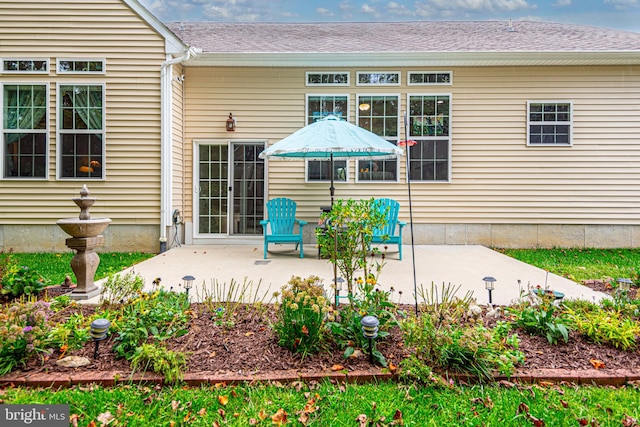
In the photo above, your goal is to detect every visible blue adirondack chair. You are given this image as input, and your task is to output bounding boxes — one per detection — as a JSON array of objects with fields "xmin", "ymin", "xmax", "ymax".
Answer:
[
  {"xmin": 371, "ymin": 198, "xmax": 406, "ymax": 260},
  {"xmin": 260, "ymin": 198, "xmax": 307, "ymax": 259}
]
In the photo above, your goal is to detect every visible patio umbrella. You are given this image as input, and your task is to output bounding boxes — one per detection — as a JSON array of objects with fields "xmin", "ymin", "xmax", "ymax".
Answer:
[{"xmin": 258, "ymin": 115, "xmax": 403, "ymax": 206}]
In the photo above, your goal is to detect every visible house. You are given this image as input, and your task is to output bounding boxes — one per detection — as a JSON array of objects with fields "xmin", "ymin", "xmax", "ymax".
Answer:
[{"xmin": 1, "ymin": 0, "xmax": 640, "ymax": 253}]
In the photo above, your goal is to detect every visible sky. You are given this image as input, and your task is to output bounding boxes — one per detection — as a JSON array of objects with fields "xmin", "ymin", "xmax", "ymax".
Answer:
[{"xmin": 138, "ymin": 0, "xmax": 640, "ymax": 32}]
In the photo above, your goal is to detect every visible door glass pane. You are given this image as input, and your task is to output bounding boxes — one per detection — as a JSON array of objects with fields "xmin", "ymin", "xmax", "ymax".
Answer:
[
  {"xmin": 198, "ymin": 145, "xmax": 228, "ymax": 234},
  {"xmin": 232, "ymin": 143, "xmax": 265, "ymax": 235}
]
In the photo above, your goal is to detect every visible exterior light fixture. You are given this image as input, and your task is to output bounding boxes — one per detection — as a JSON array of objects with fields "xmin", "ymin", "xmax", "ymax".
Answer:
[
  {"xmin": 182, "ymin": 275, "xmax": 195, "ymax": 299},
  {"xmin": 226, "ymin": 113, "xmax": 235, "ymax": 131},
  {"xmin": 482, "ymin": 276, "xmax": 496, "ymax": 306},
  {"xmin": 361, "ymin": 315, "xmax": 380, "ymax": 364},
  {"xmin": 617, "ymin": 278, "xmax": 632, "ymax": 293},
  {"xmin": 90, "ymin": 318, "xmax": 110, "ymax": 359}
]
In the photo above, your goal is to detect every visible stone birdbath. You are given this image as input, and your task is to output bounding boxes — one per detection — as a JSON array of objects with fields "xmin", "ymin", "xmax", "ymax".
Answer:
[{"xmin": 56, "ymin": 185, "xmax": 111, "ymax": 300}]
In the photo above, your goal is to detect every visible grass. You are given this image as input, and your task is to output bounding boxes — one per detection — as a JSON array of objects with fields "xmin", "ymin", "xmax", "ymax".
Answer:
[
  {"xmin": 2, "ymin": 381, "xmax": 639, "ymax": 426},
  {"xmin": 497, "ymin": 248, "xmax": 640, "ymax": 283},
  {"xmin": 5, "ymin": 252, "xmax": 154, "ymax": 285}
]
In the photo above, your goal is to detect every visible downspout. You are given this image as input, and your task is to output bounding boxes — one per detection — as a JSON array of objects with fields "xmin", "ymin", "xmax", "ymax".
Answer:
[{"xmin": 159, "ymin": 46, "xmax": 200, "ymax": 253}]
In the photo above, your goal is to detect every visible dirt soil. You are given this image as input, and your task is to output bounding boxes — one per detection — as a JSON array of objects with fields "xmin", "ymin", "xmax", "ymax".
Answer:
[{"xmin": 16, "ymin": 281, "xmax": 640, "ymax": 379}]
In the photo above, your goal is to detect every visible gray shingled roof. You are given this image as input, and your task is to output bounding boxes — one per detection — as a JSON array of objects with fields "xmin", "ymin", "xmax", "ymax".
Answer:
[{"xmin": 165, "ymin": 20, "xmax": 640, "ymax": 53}]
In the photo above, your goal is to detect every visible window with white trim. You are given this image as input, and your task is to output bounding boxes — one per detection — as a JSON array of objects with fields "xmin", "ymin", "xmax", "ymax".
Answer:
[
  {"xmin": 356, "ymin": 72, "xmax": 400, "ymax": 86},
  {"xmin": 58, "ymin": 84, "xmax": 105, "ymax": 179},
  {"xmin": 2, "ymin": 59, "xmax": 49, "ymax": 73},
  {"xmin": 408, "ymin": 71, "xmax": 452, "ymax": 85},
  {"xmin": 58, "ymin": 59, "xmax": 105, "ymax": 74},
  {"xmin": 408, "ymin": 94, "xmax": 451, "ymax": 181},
  {"xmin": 356, "ymin": 95, "xmax": 399, "ymax": 182},
  {"xmin": 306, "ymin": 94, "xmax": 349, "ymax": 182},
  {"xmin": 527, "ymin": 101, "xmax": 572, "ymax": 145},
  {"xmin": 3, "ymin": 84, "xmax": 48, "ymax": 178},
  {"xmin": 306, "ymin": 72, "xmax": 349, "ymax": 86}
]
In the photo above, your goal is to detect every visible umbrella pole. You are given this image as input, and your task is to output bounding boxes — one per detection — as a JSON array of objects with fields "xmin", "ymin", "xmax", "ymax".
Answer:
[
  {"xmin": 403, "ymin": 111, "xmax": 419, "ymax": 317},
  {"xmin": 330, "ymin": 152, "xmax": 335, "ymax": 207}
]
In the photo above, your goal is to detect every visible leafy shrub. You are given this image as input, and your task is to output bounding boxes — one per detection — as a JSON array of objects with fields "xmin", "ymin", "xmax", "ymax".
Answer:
[
  {"xmin": 130, "ymin": 343, "xmax": 187, "ymax": 384},
  {"xmin": 326, "ymin": 278, "xmax": 402, "ymax": 366},
  {"xmin": 273, "ymin": 276, "xmax": 331, "ymax": 358},
  {"xmin": 565, "ymin": 307, "xmax": 640, "ymax": 350},
  {"xmin": 49, "ymin": 295, "xmax": 73, "ymax": 312},
  {"xmin": 508, "ymin": 304, "xmax": 570, "ymax": 345},
  {"xmin": 111, "ymin": 290, "xmax": 190, "ymax": 359},
  {"xmin": 0, "ymin": 300, "xmax": 52, "ymax": 375},
  {"xmin": 46, "ymin": 312, "xmax": 91, "ymax": 355},
  {"xmin": 0, "ymin": 263, "xmax": 49, "ymax": 299},
  {"xmin": 317, "ymin": 198, "xmax": 387, "ymax": 294},
  {"xmin": 99, "ymin": 271, "xmax": 145, "ymax": 305},
  {"xmin": 401, "ymin": 312, "xmax": 523, "ymax": 382}
]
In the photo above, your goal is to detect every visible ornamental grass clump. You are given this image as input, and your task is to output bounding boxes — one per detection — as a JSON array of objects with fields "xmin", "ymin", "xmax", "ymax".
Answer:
[
  {"xmin": 273, "ymin": 276, "xmax": 331, "ymax": 358},
  {"xmin": 0, "ymin": 299, "xmax": 52, "ymax": 375}
]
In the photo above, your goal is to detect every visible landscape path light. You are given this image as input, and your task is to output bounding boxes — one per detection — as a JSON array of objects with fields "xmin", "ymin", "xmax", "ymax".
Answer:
[
  {"xmin": 333, "ymin": 277, "xmax": 345, "ymax": 309},
  {"xmin": 483, "ymin": 276, "xmax": 496, "ymax": 306},
  {"xmin": 90, "ymin": 318, "xmax": 110, "ymax": 359},
  {"xmin": 617, "ymin": 278, "xmax": 632, "ymax": 293},
  {"xmin": 361, "ymin": 315, "xmax": 379, "ymax": 364},
  {"xmin": 182, "ymin": 275, "xmax": 195, "ymax": 300}
]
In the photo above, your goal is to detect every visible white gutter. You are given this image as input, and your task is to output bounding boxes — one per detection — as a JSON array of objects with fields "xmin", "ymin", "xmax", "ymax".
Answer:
[{"xmin": 159, "ymin": 46, "xmax": 201, "ymax": 252}]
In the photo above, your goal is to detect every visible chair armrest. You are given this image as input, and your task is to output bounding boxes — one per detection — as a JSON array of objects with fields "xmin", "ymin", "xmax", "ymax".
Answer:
[
  {"xmin": 296, "ymin": 219, "xmax": 308, "ymax": 226},
  {"xmin": 259, "ymin": 219, "xmax": 269, "ymax": 226},
  {"xmin": 398, "ymin": 221, "xmax": 407, "ymax": 229}
]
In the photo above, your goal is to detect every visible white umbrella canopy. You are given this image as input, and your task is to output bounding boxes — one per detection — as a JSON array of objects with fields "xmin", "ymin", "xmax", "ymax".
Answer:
[{"xmin": 259, "ymin": 115, "xmax": 404, "ymax": 205}]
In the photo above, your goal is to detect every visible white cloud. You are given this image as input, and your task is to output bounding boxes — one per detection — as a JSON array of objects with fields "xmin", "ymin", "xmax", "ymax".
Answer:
[
  {"xmin": 316, "ymin": 7, "xmax": 335, "ymax": 16},
  {"xmin": 604, "ymin": 0, "xmax": 639, "ymax": 9},
  {"xmin": 361, "ymin": 4, "xmax": 377, "ymax": 13},
  {"xmin": 552, "ymin": 0, "xmax": 571, "ymax": 6}
]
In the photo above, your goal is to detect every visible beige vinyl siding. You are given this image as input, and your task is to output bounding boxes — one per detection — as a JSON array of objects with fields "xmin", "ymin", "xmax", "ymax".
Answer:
[
  {"xmin": 0, "ymin": 0, "xmax": 165, "ymax": 225},
  {"xmin": 171, "ymin": 63, "xmax": 185, "ymax": 214},
  {"xmin": 182, "ymin": 65, "xmax": 640, "ymax": 227}
]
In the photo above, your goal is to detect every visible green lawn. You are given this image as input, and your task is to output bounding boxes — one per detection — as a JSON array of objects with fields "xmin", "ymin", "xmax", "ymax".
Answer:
[{"xmin": 3, "ymin": 381, "xmax": 639, "ymax": 426}]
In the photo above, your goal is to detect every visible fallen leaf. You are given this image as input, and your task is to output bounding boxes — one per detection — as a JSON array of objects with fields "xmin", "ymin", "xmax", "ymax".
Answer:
[
  {"xmin": 590, "ymin": 359, "xmax": 605, "ymax": 369},
  {"xmin": 271, "ymin": 408, "xmax": 288, "ymax": 426},
  {"xmin": 299, "ymin": 412, "xmax": 310, "ymax": 425},
  {"xmin": 622, "ymin": 414, "xmax": 639, "ymax": 427},
  {"xmin": 245, "ymin": 331, "xmax": 254, "ymax": 337},
  {"xmin": 331, "ymin": 364, "xmax": 344, "ymax": 371},
  {"xmin": 528, "ymin": 414, "xmax": 545, "ymax": 426},
  {"xmin": 388, "ymin": 361, "xmax": 397, "ymax": 373},
  {"xmin": 301, "ymin": 325, "xmax": 309, "ymax": 335},
  {"xmin": 249, "ymin": 419, "xmax": 258, "ymax": 425},
  {"xmin": 87, "ymin": 422, "xmax": 97, "ymax": 427},
  {"xmin": 578, "ymin": 418, "xmax": 589, "ymax": 426},
  {"xmin": 258, "ymin": 409, "xmax": 268, "ymax": 420},
  {"xmin": 212, "ymin": 422, "xmax": 221, "ymax": 427},
  {"xmin": 197, "ymin": 408, "xmax": 206, "ymax": 416},
  {"xmin": 218, "ymin": 395, "xmax": 229, "ymax": 405},
  {"xmin": 356, "ymin": 414, "xmax": 368, "ymax": 427},
  {"xmin": 218, "ymin": 409, "xmax": 226, "ymax": 420},
  {"xmin": 69, "ymin": 414, "xmax": 80, "ymax": 427},
  {"xmin": 560, "ymin": 400, "xmax": 569, "ymax": 408},
  {"xmin": 171, "ymin": 400, "xmax": 180, "ymax": 412},
  {"xmin": 393, "ymin": 409, "xmax": 404, "ymax": 423},
  {"xmin": 97, "ymin": 411, "xmax": 115, "ymax": 425},
  {"xmin": 517, "ymin": 402, "xmax": 530, "ymax": 415}
]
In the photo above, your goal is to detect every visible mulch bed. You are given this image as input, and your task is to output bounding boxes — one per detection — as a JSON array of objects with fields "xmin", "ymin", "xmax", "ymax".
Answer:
[{"xmin": 10, "ymin": 281, "xmax": 640, "ymax": 379}]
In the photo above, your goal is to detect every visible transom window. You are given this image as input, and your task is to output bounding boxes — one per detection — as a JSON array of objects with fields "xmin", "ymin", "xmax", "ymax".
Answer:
[
  {"xmin": 306, "ymin": 95, "xmax": 349, "ymax": 182},
  {"xmin": 2, "ymin": 59, "xmax": 49, "ymax": 73},
  {"xmin": 408, "ymin": 71, "xmax": 452, "ymax": 85},
  {"xmin": 306, "ymin": 72, "xmax": 349, "ymax": 86},
  {"xmin": 3, "ymin": 84, "xmax": 48, "ymax": 178},
  {"xmin": 58, "ymin": 59, "xmax": 105, "ymax": 74},
  {"xmin": 356, "ymin": 72, "xmax": 400, "ymax": 86},
  {"xmin": 408, "ymin": 94, "xmax": 451, "ymax": 181},
  {"xmin": 58, "ymin": 84, "xmax": 105, "ymax": 179},
  {"xmin": 527, "ymin": 101, "xmax": 572, "ymax": 146},
  {"xmin": 356, "ymin": 95, "xmax": 399, "ymax": 182}
]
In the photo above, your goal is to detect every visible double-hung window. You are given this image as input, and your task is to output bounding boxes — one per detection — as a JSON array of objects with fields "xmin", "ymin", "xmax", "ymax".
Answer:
[
  {"xmin": 527, "ymin": 101, "xmax": 572, "ymax": 146},
  {"xmin": 408, "ymin": 94, "xmax": 451, "ymax": 181},
  {"xmin": 306, "ymin": 94, "xmax": 349, "ymax": 182},
  {"xmin": 3, "ymin": 84, "xmax": 48, "ymax": 178},
  {"xmin": 58, "ymin": 84, "xmax": 105, "ymax": 179},
  {"xmin": 356, "ymin": 95, "xmax": 399, "ymax": 182}
]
